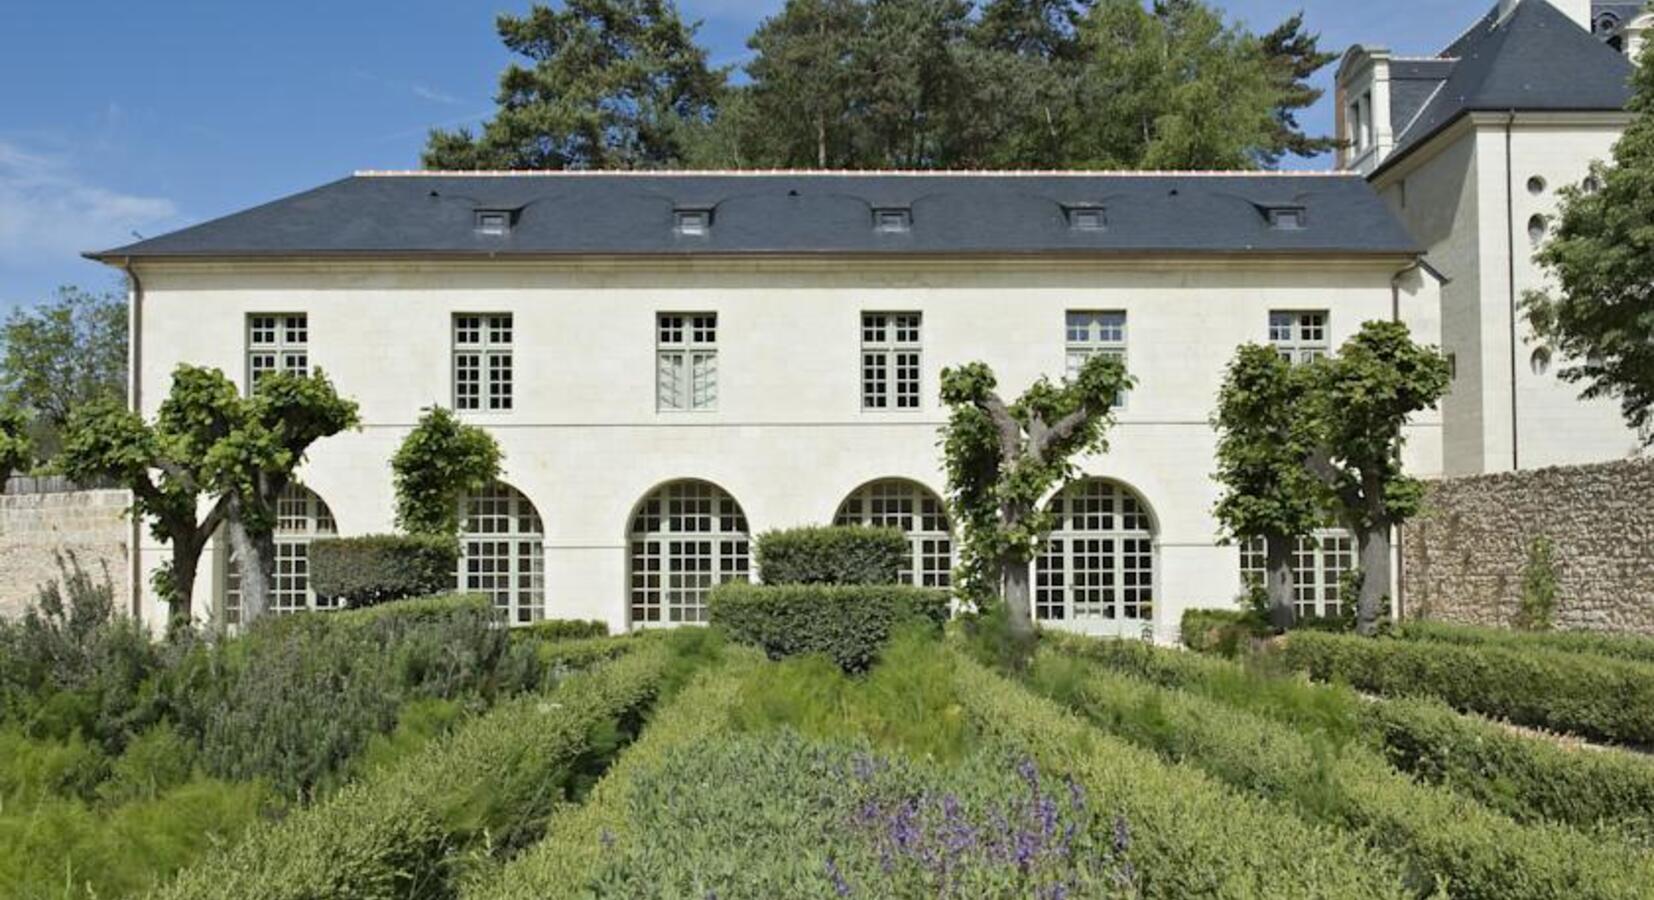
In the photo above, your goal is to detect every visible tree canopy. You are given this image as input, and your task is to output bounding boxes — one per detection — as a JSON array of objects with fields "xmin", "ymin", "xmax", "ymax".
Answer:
[
  {"xmin": 391, "ymin": 406, "xmax": 503, "ymax": 537},
  {"xmin": 1524, "ymin": 38, "xmax": 1654, "ymax": 442},
  {"xmin": 426, "ymin": 0, "xmax": 1338, "ymax": 171},
  {"xmin": 0, "ymin": 286, "xmax": 127, "ymax": 460},
  {"xmin": 0, "ymin": 403, "xmax": 30, "ymax": 482}
]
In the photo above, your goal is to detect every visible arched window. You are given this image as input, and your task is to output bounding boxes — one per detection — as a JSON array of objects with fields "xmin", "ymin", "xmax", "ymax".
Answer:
[
  {"xmin": 833, "ymin": 479, "xmax": 953, "ymax": 587},
  {"xmin": 629, "ymin": 480, "xmax": 750, "ymax": 626},
  {"xmin": 223, "ymin": 483, "xmax": 337, "ymax": 625},
  {"xmin": 459, "ymin": 481, "xmax": 545, "ymax": 624},
  {"xmin": 1033, "ymin": 479, "xmax": 1154, "ymax": 623},
  {"xmin": 1239, "ymin": 530, "xmax": 1355, "ymax": 620}
]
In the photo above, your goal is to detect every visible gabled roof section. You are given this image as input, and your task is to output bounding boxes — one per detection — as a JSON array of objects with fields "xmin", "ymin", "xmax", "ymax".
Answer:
[
  {"xmin": 1377, "ymin": 0, "xmax": 1634, "ymax": 177},
  {"xmin": 88, "ymin": 171, "xmax": 1422, "ymax": 260}
]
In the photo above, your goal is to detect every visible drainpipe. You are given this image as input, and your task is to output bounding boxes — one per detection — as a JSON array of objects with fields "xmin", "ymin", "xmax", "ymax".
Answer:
[
  {"xmin": 120, "ymin": 258, "xmax": 143, "ymax": 619},
  {"xmin": 1505, "ymin": 110, "xmax": 1521, "ymax": 471}
]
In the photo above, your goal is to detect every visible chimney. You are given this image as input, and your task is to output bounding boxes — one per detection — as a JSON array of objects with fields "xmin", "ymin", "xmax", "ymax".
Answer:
[{"xmin": 1499, "ymin": 0, "xmax": 1592, "ymax": 33}]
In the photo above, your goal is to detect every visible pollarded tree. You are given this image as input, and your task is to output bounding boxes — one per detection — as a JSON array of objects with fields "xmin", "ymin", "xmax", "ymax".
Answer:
[
  {"xmin": 940, "ymin": 353, "xmax": 1133, "ymax": 646},
  {"xmin": 391, "ymin": 406, "xmax": 502, "ymax": 537},
  {"xmin": 1523, "ymin": 37, "xmax": 1654, "ymax": 441},
  {"xmin": 0, "ymin": 402, "xmax": 31, "ymax": 482},
  {"xmin": 1212, "ymin": 344, "xmax": 1323, "ymax": 631},
  {"xmin": 1305, "ymin": 321, "xmax": 1450, "ymax": 635}
]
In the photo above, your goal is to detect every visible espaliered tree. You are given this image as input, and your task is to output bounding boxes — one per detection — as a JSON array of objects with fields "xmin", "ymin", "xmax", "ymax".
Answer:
[
  {"xmin": 0, "ymin": 403, "xmax": 31, "ymax": 482},
  {"xmin": 1212, "ymin": 344, "xmax": 1322, "ymax": 631},
  {"xmin": 940, "ymin": 353, "xmax": 1133, "ymax": 648},
  {"xmin": 58, "ymin": 365, "xmax": 358, "ymax": 626},
  {"xmin": 390, "ymin": 406, "xmax": 501, "ymax": 537},
  {"xmin": 1305, "ymin": 321, "xmax": 1451, "ymax": 635},
  {"xmin": 1523, "ymin": 37, "xmax": 1654, "ymax": 441}
]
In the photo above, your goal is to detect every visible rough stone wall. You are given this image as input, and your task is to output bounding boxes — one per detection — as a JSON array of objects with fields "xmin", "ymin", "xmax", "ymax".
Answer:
[
  {"xmin": 1402, "ymin": 458, "xmax": 1654, "ymax": 634},
  {"xmin": 0, "ymin": 490, "xmax": 131, "ymax": 619}
]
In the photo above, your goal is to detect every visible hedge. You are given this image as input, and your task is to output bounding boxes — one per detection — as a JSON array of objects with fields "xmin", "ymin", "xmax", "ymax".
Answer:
[
  {"xmin": 753, "ymin": 526, "xmax": 910, "ymax": 585},
  {"xmin": 309, "ymin": 534, "xmax": 460, "ymax": 608},
  {"xmin": 513, "ymin": 619, "xmax": 609, "ymax": 642},
  {"xmin": 1399, "ymin": 620, "xmax": 1654, "ymax": 665},
  {"xmin": 157, "ymin": 644, "xmax": 674, "ymax": 900},
  {"xmin": 1280, "ymin": 630, "xmax": 1654, "ymax": 746},
  {"xmin": 1054, "ymin": 633, "xmax": 1654, "ymax": 846},
  {"xmin": 1178, "ymin": 608, "xmax": 1260, "ymax": 655},
  {"xmin": 1029, "ymin": 650, "xmax": 1654, "ymax": 899},
  {"xmin": 950, "ymin": 653, "xmax": 1412, "ymax": 899},
  {"xmin": 709, "ymin": 582, "xmax": 950, "ymax": 671},
  {"xmin": 469, "ymin": 655, "xmax": 760, "ymax": 899}
]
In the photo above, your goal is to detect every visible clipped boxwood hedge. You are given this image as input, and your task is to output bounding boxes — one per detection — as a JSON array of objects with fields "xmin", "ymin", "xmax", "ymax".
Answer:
[
  {"xmin": 1179, "ymin": 608, "xmax": 1260, "ymax": 655},
  {"xmin": 1029, "ymin": 650, "xmax": 1654, "ymax": 899},
  {"xmin": 709, "ymin": 582, "xmax": 949, "ymax": 671},
  {"xmin": 1280, "ymin": 630, "xmax": 1654, "ymax": 746},
  {"xmin": 309, "ymin": 534, "xmax": 459, "ymax": 608},
  {"xmin": 753, "ymin": 526, "xmax": 909, "ymax": 585},
  {"xmin": 513, "ymin": 619, "xmax": 609, "ymax": 642},
  {"xmin": 1399, "ymin": 620, "xmax": 1654, "ymax": 665}
]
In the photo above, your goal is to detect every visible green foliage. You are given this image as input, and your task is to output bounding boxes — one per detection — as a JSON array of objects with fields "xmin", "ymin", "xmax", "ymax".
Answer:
[
  {"xmin": 422, "ymin": 0, "xmax": 724, "ymax": 169},
  {"xmin": 513, "ymin": 618, "xmax": 608, "ymax": 642},
  {"xmin": 1515, "ymin": 536, "xmax": 1560, "ymax": 631},
  {"xmin": 709, "ymin": 582, "xmax": 950, "ymax": 672},
  {"xmin": 1280, "ymin": 630, "xmax": 1654, "ymax": 746},
  {"xmin": 1178, "ymin": 607, "xmax": 1262, "ymax": 656},
  {"xmin": 753, "ymin": 525, "xmax": 909, "ymax": 585},
  {"xmin": 390, "ymin": 406, "xmax": 501, "ymax": 537},
  {"xmin": 949, "ymin": 650, "xmax": 1412, "ymax": 898},
  {"xmin": 1027, "ymin": 649, "xmax": 1654, "ymax": 899},
  {"xmin": 0, "ymin": 401, "xmax": 31, "ymax": 479},
  {"xmin": 308, "ymin": 533, "xmax": 461, "ymax": 608},
  {"xmin": 1523, "ymin": 37, "xmax": 1654, "ymax": 441},
  {"xmin": 157, "ymin": 644, "xmax": 677, "ymax": 900},
  {"xmin": 1397, "ymin": 619, "xmax": 1654, "ymax": 665},
  {"xmin": 0, "ymin": 285, "xmax": 127, "ymax": 458}
]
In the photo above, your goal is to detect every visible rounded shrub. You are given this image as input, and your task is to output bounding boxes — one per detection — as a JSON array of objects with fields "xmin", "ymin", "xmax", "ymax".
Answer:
[{"xmin": 308, "ymin": 534, "xmax": 460, "ymax": 608}]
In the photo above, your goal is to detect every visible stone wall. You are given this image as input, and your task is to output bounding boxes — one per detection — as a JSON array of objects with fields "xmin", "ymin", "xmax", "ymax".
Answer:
[
  {"xmin": 1402, "ymin": 458, "xmax": 1654, "ymax": 634},
  {"xmin": 0, "ymin": 490, "xmax": 131, "ymax": 619}
]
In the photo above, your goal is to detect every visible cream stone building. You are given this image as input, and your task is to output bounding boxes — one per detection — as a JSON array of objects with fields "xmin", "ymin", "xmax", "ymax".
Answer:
[{"xmin": 90, "ymin": 0, "xmax": 1642, "ymax": 639}]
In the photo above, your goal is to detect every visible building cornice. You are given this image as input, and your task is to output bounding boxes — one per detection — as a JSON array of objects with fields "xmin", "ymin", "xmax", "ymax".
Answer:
[{"xmin": 1371, "ymin": 109, "xmax": 1633, "ymax": 189}]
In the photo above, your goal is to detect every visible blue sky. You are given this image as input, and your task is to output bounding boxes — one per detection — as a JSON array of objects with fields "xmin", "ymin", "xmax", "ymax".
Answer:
[{"xmin": 0, "ymin": 0, "xmax": 1496, "ymax": 316}]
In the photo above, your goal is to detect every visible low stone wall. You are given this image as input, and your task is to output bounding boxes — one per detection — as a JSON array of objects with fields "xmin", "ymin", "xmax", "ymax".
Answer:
[
  {"xmin": 1401, "ymin": 458, "xmax": 1654, "ymax": 634},
  {"xmin": 0, "ymin": 490, "xmax": 131, "ymax": 619}
]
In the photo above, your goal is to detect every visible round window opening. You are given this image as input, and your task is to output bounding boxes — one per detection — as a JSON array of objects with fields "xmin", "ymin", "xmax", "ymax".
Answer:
[
  {"xmin": 1530, "ymin": 348, "xmax": 1552, "ymax": 376},
  {"xmin": 1526, "ymin": 176, "xmax": 1547, "ymax": 195},
  {"xmin": 1527, "ymin": 214, "xmax": 1548, "ymax": 245}
]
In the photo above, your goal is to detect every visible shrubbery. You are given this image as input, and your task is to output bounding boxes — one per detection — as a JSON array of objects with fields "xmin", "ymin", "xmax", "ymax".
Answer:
[
  {"xmin": 514, "ymin": 618, "xmax": 609, "ymax": 641},
  {"xmin": 754, "ymin": 526, "xmax": 910, "ymax": 585},
  {"xmin": 1029, "ymin": 649, "xmax": 1654, "ymax": 899},
  {"xmin": 308, "ymin": 533, "xmax": 460, "ymax": 608},
  {"xmin": 1399, "ymin": 619, "xmax": 1654, "ymax": 664},
  {"xmin": 1178, "ymin": 608, "xmax": 1257, "ymax": 656},
  {"xmin": 710, "ymin": 582, "xmax": 950, "ymax": 671},
  {"xmin": 1280, "ymin": 630, "xmax": 1654, "ymax": 745}
]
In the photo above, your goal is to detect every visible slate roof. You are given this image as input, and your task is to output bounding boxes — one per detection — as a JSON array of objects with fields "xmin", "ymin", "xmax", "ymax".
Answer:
[
  {"xmin": 1376, "ymin": 0, "xmax": 1634, "ymax": 176},
  {"xmin": 89, "ymin": 172, "xmax": 1422, "ymax": 261}
]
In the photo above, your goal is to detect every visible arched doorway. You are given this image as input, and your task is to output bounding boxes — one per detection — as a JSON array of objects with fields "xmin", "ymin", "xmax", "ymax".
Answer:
[
  {"xmin": 833, "ymin": 479, "xmax": 953, "ymax": 587},
  {"xmin": 1033, "ymin": 479, "xmax": 1155, "ymax": 625},
  {"xmin": 222, "ymin": 482, "xmax": 338, "ymax": 624},
  {"xmin": 458, "ymin": 480, "xmax": 545, "ymax": 624},
  {"xmin": 628, "ymin": 479, "xmax": 750, "ymax": 626}
]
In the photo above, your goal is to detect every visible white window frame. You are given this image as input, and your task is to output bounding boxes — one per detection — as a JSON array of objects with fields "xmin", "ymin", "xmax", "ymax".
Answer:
[
  {"xmin": 861, "ymin": 312, "xmax": 922, "ymax": 411},
  {"xmin": 453, "ymin": 313, "xmax": 514, "ymax": 412},
  {"xmin": 834, "ymin": 480, "xmax": 954, "ymax": 588},
  {"xmin": 1239, "ymin": 530, "xmax": 1355, "ymax": 620},
  {"xmin": 1064, "ymin": 310, "xmax": 1128, "ymax": 408},
  {"xmin": 657, "ymin": 313, "xmax": 718, "ymax": 412},
  {"xmin": 246, "ymin": 313, "xmax": 309, "ymax": 392},
  {"xmin": 629, "ymin": 480, "xmax": 750, "ymax": 626},
  {"xmin": 222, "ymin": 483, "xmax": 337, "ymax": 626},
  {"xmin": 1268, "ymin": 310, "xmax": 1329, "ymax": 364},
  {"xmin": 458, "ymin": 481, "xmax": 545, "ymax": 625},
  {"xmin": 1034, "ymin": 480, "xmax": 1155, "ymax": 626}
]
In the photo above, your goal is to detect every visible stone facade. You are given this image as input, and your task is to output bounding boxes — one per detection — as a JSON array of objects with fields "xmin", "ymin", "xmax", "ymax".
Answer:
[
  {"xmin": 0, "ymin": 489, "xmax": 131, "ymax": 619},
  {"xmin": 1402, "ymin": 458, "xmax": 1654, "ymax": 634}
]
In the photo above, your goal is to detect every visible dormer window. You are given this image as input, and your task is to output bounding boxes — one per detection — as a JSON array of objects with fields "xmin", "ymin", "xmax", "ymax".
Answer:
[
  {"xmin": 874, "ymin": 208, "xmax": 911, "ymax": 233},
  {"xmin": 1066, "ymin": 205, "xmax": 1106, "ymax": 232},
  {"xmin": 1266, "ymin": 206, "xmax": 1307, "ymax": 231},
  {"xmin": 475, "ymin": 209, "xmax": 513, "ymax": 236},
  {"xmin": 675, "ymin": 208, "xmax": 712, "ymax": 235}
]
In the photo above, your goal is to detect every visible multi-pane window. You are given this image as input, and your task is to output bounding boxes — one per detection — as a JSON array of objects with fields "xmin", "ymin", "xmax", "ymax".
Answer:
[
  {"xmin": 834, "ymin": 479, "xmax": 953, "ymax": 588},
  {"xmin": 657, "ymin": 313, "xmax": 718, "ymax": 411},
  {"xmin": 630, "ymin": 480, "xmax": 749, "ymax": 625},
  {"xmin": 223, "ymin": 483, "xmax": 337, "ymax": 626},
  {"xmin": 862, "ymin": 312, "xmax": 922, "ymax": 410},
  {"xmin": 1239, "ymin": 530, "xmax": 1355, "ymax": 620},
  {"xmin": 246, "ymin": 314, "xmax": 309, "ymax": 390},
  {"xmin": 1034, "ymin": 480, "xmax": 1154, "ymax": 624},
  {"xmin": 459, "ymin": 481, "xmax": 545, "ymax": 624},
  {"xmin": 453, "ymin": 314, "xmax": 514, "ymax": 411},
  {"xmin": 1065, "ymin": 311, "xmax": 1128, "ymax": 406},
  {"xmin": 1268, "ymin": 311, "xmax": 1329, "ymax": 364}
]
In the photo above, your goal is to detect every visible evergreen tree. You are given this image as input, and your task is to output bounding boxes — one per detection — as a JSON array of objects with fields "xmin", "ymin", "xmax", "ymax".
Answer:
[
  {"xmin": 743, "ymin": 0, "xmax": 868, "ymax": 167},
  {"xmin": 1524, "ymin": 39, "xmax": 1654, "ymax": 440},
  {"xmin": 1257, "ymin": 11, "xmax": 1339, "ymax": 165}
]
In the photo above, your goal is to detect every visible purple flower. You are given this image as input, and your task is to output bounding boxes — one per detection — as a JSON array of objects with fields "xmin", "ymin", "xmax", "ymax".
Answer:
[
  {"xmin": 1065, "ymin": 777, "xmax": 1086, "ymax": 814},
  {"xmin": 1017, "ymin": 757, "xmax": 1041, "ymax": 793},
  {"xmin": 852, "ymin": 754, "xmax": 876, "ymax": 782},
  {"xmin": 1112, "ymin": 815, "xmax": 1131, "ymax": 854},
  {"xmin": 825, "ymin": 856, "xmax": 852, "ymax": 897}
]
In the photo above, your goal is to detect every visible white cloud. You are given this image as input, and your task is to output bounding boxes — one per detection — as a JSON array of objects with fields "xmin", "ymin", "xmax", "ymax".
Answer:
[
  {"xmin": 0, "ymin": 139, "xmax": 178, "ymax": 263},
  {"xmin": 411, "ymin": 84, "xmax": 463, "ymax": 106}
]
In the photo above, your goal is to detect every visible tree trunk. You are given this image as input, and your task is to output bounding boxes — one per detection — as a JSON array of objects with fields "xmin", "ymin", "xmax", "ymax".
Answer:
[
  {"xmin": 228, "ymin": 508, "xmax": 277, "ymax": 626},
  {"xmin": 1002, "ymin": 556, "xmax": 1035, "ymax": 643},
  {"xmin": 1355, "ymin": 524, "xmax": 1392, "ymax": 636},
  {"xmin": 1265, "ymin": 533, "xmax": 1296, "ymax": 632},
  {"xmin": 166, "ymin": 530, "xmax": 205, "ymax": 626}
]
